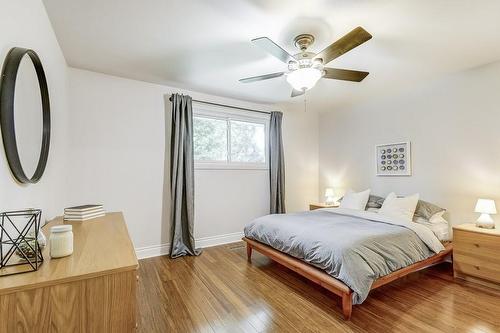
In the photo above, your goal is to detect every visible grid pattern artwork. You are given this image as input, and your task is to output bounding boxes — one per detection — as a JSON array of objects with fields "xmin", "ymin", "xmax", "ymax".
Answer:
[{"xmin": 375, "ymin": 142, "xmax": 411, "ymax": 176}]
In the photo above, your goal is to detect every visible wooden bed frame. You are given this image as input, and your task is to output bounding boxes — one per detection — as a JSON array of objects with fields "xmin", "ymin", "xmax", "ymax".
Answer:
[{"xmin": 243, "ymin": 237, "xmax": 453, "ymax": 320}]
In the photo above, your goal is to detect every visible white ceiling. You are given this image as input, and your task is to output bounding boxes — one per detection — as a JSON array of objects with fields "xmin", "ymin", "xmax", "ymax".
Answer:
[{"xmin": 43, "ymin": 0, "xmax": 500, "ymax": 110}]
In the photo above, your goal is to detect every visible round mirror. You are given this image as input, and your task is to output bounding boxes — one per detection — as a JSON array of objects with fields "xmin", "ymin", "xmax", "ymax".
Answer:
[
  {"xmin": 0, "ymin": 47, "xmax": 50, "ymax": 184},
  {"xmin": 14, "ymin": 55, "xmax": 43, "ymax": 177}
]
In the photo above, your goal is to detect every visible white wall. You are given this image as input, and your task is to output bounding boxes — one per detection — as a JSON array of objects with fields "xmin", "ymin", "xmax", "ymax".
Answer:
[
  {"xmin": 319, "ymin": 62, "xmax": 500, "ymax": 225},
  {"xmin": 3, "ymin": 1, "xmax": 497, "ymax": 258},
  {"xmin": 67, "ymin": 69, "xmax": 168, "ymax": 254},
  {"xmin": 0, "ymin": 0, "xmax": 69, "ymax": 221},
  {"xmin": 0, "ymin": 0, "xmax": 319, "ymax": 256},
  {"xmin": 67, "ymin": 68, "xmax": 318, "ymax": 257},
  {"xmin": 0, "ymin": 1, "xmax": 318, "ymax": 257},
  {"xmin": 194, "ymin": 170, "xmax": 269, "ymax": 240},
  {"xmin": 277, "ymin": 101, "xmax": 320, "ymax": 212}
]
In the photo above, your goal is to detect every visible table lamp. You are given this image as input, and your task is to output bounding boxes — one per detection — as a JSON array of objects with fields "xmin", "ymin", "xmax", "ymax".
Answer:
[
  {"xmin": 325, "ymin": 188, "xmax": 335, "ymax": 205},
  {"xmin": 474, "ymin": 198, "xmax": 496, "ymax": 229}
]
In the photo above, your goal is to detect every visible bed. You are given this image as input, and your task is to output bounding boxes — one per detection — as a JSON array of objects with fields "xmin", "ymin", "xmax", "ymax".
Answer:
[{"xmin": 243, "ymin": 208, "xmax": 453, "ymax": 320}]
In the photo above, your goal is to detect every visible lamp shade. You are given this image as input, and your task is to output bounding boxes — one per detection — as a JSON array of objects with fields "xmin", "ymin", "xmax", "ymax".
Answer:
[
  {"xmin": 286, "ymin": 68, "xmax": 322, "ymax": 91},
  {"xmin": 474, "ymin": 199, "xmax": 497, "ymax": 214},
  {"xmin": 325, "ymin": 188, "xmax": 335, "ymax": 197}
]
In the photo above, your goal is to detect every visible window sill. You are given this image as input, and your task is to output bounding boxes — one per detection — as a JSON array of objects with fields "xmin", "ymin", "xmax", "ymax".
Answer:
[{"xmin": 194, "ymin": 163, "xmax": 268, "ymax": 171}]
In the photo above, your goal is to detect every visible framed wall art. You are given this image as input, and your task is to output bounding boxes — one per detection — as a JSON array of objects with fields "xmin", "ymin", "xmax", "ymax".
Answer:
[{"xmin": 375, "ymin": 142, "xmax": 411, "ymax": 176}]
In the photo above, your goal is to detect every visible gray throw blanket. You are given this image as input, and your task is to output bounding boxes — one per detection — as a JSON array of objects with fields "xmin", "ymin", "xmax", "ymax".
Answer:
[{"xmin": 244, "ymin": 208, "xmax": 444, "ymax": 304}]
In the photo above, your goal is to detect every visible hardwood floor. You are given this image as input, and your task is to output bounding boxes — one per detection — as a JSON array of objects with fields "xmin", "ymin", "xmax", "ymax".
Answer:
[{"xmin": 138, "ymin": 242, "xmax": 500, "ymax": 333}]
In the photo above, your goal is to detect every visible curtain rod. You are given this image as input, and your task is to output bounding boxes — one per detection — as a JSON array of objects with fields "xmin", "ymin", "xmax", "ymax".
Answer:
[{"xmin": 169, "ymin": 96, "xmax": 271, "ymax": 115}]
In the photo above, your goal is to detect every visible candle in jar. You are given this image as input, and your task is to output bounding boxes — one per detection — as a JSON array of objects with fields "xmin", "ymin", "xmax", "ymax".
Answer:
[{"xmin": 50, "ymin": 225, "xmax": 73, "ymax": 258}]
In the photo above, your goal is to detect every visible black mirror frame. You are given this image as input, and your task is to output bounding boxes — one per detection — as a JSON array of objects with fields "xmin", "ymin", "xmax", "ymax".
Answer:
[{"xmin": 0, "ymin": 47, "xmax": 51, "ymax": 184}]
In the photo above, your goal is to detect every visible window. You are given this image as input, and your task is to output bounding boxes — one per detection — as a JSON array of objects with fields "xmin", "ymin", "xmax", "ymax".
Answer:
[
  {"xmin": 193, "ymin": 116, "xmax": 227, "ymax": 162},
  {"xmin": 230, "ymin": 120, "xmax": 265, "ymax": 163},
  {"xmin": 193, "ymin": 105, "xmax": 268, "ymax": 169}
]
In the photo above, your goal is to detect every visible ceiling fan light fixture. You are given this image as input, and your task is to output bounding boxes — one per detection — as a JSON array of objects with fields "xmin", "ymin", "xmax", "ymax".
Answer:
[
  {"xmin": 240, "ymin": 27, "xmax": 372, "ymax": 96},
  {"xmin": 286, "ymin": 67, "xmax": 322, "ymax": 91}
]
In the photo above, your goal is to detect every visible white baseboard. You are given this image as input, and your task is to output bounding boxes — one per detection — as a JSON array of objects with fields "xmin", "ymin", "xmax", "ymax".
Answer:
[
  {"xmin": 195, "ymin": 231, "xmax": 244, "ymax": 249},
  {"xmin": 135, "ymin": 231, "xmax": 244, "ymax": 259},
  {"xmin": 135, "ymin": 243, "xmax": 170, "ymax": 259}
]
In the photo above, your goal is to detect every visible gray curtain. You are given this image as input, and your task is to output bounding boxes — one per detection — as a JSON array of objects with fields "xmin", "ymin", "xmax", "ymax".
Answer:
[
  {"xmin": 169, "ymin": 93, "xmax": 201, "ymax": 258},
  {"xmin": 269, "ymin": 111, "xmax": 286, "ymax": 214}
]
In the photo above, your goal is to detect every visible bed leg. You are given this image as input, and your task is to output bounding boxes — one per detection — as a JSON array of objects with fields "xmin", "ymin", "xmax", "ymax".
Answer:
[
  {"xmin": 342, "ymin": 293, "xmax": 353, "ymax": 320},
  {"xmin": 246, "ymin": 243, "xmax": 252, "ymax": 262}
]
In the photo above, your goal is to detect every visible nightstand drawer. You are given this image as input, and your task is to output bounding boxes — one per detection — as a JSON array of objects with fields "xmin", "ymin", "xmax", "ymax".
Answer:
[
  {"xmin": 453, "ymin": 224, "xmax": 500, "ymax": 288},
  {"xmin": 309, "ymin": 203, "xmax": 338, "ymax": 210},
  {"xmin": 454, "ymin": 253, "xmax": 500, "ymax": 283},
  {"xmin": 454, "ymin": 229, "xmax": 500, "ymax": 258}
]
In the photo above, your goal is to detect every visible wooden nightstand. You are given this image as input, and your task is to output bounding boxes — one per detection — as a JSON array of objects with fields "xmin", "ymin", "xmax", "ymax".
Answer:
[
  {"xmin": 453, "ymin": 223, "xmax": 500, "ymax": 289},
  {"xmin": 309, "ymin": 203, "xmax": 339, "ymax": 210}
]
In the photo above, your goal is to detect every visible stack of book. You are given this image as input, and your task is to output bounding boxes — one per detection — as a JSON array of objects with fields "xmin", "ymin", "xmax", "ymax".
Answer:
[{"xmin": 64, "ymin": 204, "xmax": 105, "ymax": 221}]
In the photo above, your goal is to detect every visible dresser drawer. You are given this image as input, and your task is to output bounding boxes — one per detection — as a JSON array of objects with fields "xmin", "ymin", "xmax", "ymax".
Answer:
[
  {"xmin": 454, "ymin": 252, "xmax": 500, "ymax": 283},
  {"xmin": 453, "ymin": 229, "xmax": 500, "ymax": 259}
]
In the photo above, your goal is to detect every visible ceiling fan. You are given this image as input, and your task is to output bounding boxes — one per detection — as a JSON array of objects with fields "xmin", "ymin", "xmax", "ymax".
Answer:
[{"xmin": 239, "ymin": 27, "xmax": 372, "ymax": 97}]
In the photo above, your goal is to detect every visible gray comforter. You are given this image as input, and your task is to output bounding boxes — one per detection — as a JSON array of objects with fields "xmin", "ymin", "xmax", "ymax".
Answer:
[{"xmin": 244, "ymin": 208, "xmax": 444, "ymax": 304}]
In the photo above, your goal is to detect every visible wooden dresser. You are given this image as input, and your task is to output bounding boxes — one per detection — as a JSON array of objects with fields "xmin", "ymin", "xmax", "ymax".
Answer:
[
  {"xmin": 453, "ymin": 223, "xmax": 500, "ymax": 289},
  {"xmin": 0, "ymin": 212, "xmax": 139, "ymax": 332}
]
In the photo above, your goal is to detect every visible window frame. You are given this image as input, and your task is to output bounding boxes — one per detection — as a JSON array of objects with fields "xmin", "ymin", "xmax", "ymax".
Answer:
[{"xmin": 193, "ymin": 103, "xmax": 269, "ymax": 170}]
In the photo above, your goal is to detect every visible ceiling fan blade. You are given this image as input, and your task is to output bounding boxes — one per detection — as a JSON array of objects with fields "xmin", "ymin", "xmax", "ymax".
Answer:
[
  {"xmin": 239, "ymin": 72, "xmax": 285, "ymax": 83},
  {"xmin": 314, "ymin": 27, "xmax": 372, "ymax": 65},
  {"xmin": 252, "ymin": 37, "xmax": 296, "ymax": 64},
  {"xmin": 323, "ymin": 68, "xmax": 369, "ymax": 82},
  {"xmin": 291, "ymin": 89, "xmax": 305, "ymax": 97}
]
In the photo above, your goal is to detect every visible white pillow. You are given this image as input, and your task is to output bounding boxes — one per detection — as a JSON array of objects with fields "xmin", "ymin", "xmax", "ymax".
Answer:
[
  {"xmin": 429, "ymin": 211, "xmax": 446, "ymax": 223},
  {"xmin": 379, "ymin": 192, "xmax": 420, "ymax": 222},
  {"xmin": 414, "ymin": 214, "xmax": 448, "ymax": 225},
  {"xmin": 413, "ymin": 218, "xmax": 450, "ymax": 241},
  {"xmin": 413, "ymin": 210, "xmax": 447, "ymax": 224},
  {"xmin": 339, "ymin": 189, "xmax": 371, "ymax": 210}
]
